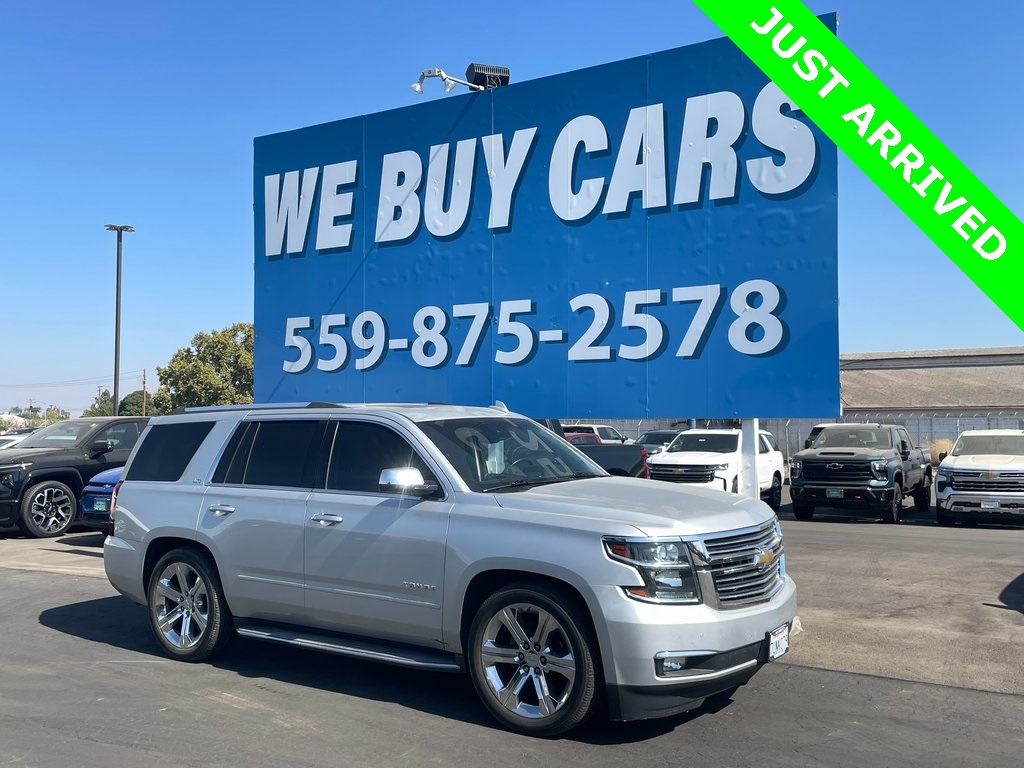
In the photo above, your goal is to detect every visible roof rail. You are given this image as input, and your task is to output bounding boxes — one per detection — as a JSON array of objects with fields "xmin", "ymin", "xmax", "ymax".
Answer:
[{"xmin": 168, "ymin": 402, "xmax": 342, "ymax": 415}]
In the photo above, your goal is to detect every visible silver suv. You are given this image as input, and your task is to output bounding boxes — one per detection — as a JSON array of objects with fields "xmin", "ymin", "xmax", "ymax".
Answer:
[{"xmin": 104, "ymin": 403, "xmax": 797, "ymax": 735}]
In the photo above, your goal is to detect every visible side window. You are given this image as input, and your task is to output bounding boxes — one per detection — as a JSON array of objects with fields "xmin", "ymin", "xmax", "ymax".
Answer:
[
  {"xmin": 214, "ymin": 420, "xmax": 325, "ymax": 489},
  {"xmin": 598, "ymin": 427, "xmax": 618, "ymax": 441},
  {"xmin": 326, "ymin": 421, "xmax": 436, "ymax": 493},
  {"xmin": 125, "ymin": 422, "xmax": 215, "ymax": 482},
  {"xmin": 97, "ymin": 422, "xmax": 142, "ymax": 451},
  {"xmin": 758, "ymin": 435, "xmax": 770, "ymax": 454},
  {"xmin": 763, "ymin": 434, "xmax": 780, "ymax": 452}
]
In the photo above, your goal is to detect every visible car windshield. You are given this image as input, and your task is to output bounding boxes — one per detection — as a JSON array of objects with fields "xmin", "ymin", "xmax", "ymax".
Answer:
[
  {"xmin": 637, "ymin": 431, "xmax": 678, "ymax": 446},
  {"xmin": 666, "ymin": 433, "xmax": 737, "ymax": 453},
  {"xmin": 951, "ymin": 435, "xmax": 1024, "ymax": 456},
  {"xmin": 811, "ymin": 427, "xmax": 891, "ymax": 449},
  {"xmin": 417, "ymin": 417, "xmax": 606, "ymax": 492},
  {"xmin": 15, "ymin": 421, "xmax": 97, "ymax": 448}
]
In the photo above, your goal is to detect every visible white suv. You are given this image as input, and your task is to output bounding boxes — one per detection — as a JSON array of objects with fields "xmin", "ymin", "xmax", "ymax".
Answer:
[
  {"xmin": 561, "ymin": 423, "xmax": 632, "ymax": 444},
  {"xmin": 647, "ymin": 429, "xmax": 785, "ymax": 510}
]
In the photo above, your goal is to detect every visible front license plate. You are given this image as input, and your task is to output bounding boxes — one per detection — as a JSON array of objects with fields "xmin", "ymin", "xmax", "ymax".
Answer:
[
  {"xmin": 90, "ymin": 498, "xmax": 109, "ymax": 512},
  {"xmin": 825, "ymin": 488, "xmax": 843, "ymax": 499},
  {"xmin": 981, "ymin": 500, "xmax": 1000, "ymax": 510},
  {"xmin": 768, "ymin": 624, "xmax": 790, "ymax": 661}
]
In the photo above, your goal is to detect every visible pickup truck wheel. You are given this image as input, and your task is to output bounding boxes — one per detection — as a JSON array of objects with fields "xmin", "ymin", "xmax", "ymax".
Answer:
[
  {"xmin": 792, "ymin": 502, "xmax": 814, "ymax": 521},
  {"xmin": 468, "ymin": 584, "xmax": 599, "ymax": 736},
  {"xmin": 19, "ymin": 480, "xmax": 76, "ymax": 538},
  {"xmin": 147, "ymin": 548, "xmax": 232, "ymax": 662},
  {"xmin": 882, "ymin": 485, "xmax": 903, "ymax": 524},
  {"xmin": 766, "ymin": 474, "xmax": 782, "ymax": 511},
  {"xmin": 912, "ymin": 485, "xmax": 931, "ymax": 514}
]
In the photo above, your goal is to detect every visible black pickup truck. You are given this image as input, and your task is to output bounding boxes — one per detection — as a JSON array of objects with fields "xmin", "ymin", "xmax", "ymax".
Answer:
[
  {"xmin": 789, "ymin": 423, "xmax": 932, "ymax": 523},
  {"xmin": 532, "ymin": 418, "xmax": 648, "ymax": 478}
]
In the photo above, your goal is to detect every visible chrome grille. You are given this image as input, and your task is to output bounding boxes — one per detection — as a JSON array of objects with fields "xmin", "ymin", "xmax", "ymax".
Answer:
[
  {"xmin": 650, "ymin": 465, "xmax": 716, "ymax": 483},
  {"xmin": 699, "ymin": 520, "xmax": 784, "ymax": 608},
  {"xmin": 951, "ymin": 471, "xmax": 1024, "ymax": 492},
  {"xmin": 802, "ymin": 459, "xmax": 873, "ymax": 483}
]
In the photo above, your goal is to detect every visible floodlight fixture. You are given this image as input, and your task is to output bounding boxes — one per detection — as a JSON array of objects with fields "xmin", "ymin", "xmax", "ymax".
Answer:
[
  {"xmin": 410, "ymin": 67, "xmax": 485, "ymax": 95},
  {"xmin": 465, "ymin": 64, "xmax": 511, "ymax": 89}
]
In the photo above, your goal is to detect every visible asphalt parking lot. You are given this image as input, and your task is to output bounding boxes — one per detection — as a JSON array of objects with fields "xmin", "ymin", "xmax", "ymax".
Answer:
[{"xmin": 1, "ymin": 500, "xmax": 1022, "ymax": 767}]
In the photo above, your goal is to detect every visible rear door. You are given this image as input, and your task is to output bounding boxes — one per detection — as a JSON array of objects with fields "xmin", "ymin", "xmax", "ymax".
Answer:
[
  {"xmin": 303, "ymin": 418, "xmax": 453, "ymax": 647},
  {"xmin": 200, "ymin": 418, "xmax": 326, "ymax": 624}
]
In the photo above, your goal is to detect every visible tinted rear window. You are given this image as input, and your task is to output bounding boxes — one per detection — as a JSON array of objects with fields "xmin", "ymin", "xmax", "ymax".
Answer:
[
  {"xmin": 214, "ymin": 419, "xmax": 326, "ymax": 489},
  {"xmin": 125, "ymin": 422, "xmax": 215, "ymax": 482}
]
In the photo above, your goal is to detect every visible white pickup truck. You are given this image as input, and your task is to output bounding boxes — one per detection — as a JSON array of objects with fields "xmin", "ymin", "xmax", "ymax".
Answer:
[{"xmin": 935, "ymin": 429, "xmax": 1024, "ymax": 526}]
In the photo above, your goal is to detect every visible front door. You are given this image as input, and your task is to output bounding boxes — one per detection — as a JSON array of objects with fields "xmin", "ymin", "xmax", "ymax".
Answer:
[{"xmin": 304, "ymin": 419, "xmax": 452, "ymax": 647}]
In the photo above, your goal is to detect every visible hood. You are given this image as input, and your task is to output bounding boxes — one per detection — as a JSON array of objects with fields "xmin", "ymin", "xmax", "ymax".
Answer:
[
  {"xmin": 941, "ymin": 454, "xmax": 1024, "ymax": 471},
  {"xmin": 491, "ymin": 476, "xmax": 773, "ymax": 537},
  {"xmin": 648, "ymin": 450, "xmax": 734, "ymax": 466},
  {"xmin": 86, "ymin": 466, "xmax": 124, "ymax": 485},
  {"xmin": 0, "ymin": 446, "xmax": 83, "ymax": 465},
  {"xmin": 794, "ymin": 447, "xmax": 892, "ymax": 460}
]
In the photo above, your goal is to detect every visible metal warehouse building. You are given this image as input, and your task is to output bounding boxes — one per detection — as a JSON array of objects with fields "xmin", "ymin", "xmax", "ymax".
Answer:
[{"xmin": 568, "ymin": 347, "xmax": 1024, "ymax": 460}]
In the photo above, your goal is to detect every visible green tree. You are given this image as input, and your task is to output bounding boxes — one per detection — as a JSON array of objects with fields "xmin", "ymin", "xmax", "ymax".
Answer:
[
  {"xmin": 117, "ymin": 389, "xmax": 166, "ymax": 417},
  {"xmin": 42, "ymin": 406, "xmax": 69, "ymax": 423},
  {"xmin": 156, "ymin": 323, "xmax": 254, "ymax": 409},
  {"xmin": 82, "ymin": 389, "xmax": 114, "ymax": 417}
]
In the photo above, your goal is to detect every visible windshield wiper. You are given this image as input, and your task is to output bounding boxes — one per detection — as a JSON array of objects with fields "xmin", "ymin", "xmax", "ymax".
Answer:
[{"xmin": 482, "ymin": 472, "xmax": 601, "ymax": 492}]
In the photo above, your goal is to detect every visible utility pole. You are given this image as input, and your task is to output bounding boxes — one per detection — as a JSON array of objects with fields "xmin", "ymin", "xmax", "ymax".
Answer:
[
  {"xmin": 142, "ymin": 369, "xmax": 147, "ymax": 416},
  {"xmin": 105, "ymin": 224, "xmax": 134, "ymax": 417}
]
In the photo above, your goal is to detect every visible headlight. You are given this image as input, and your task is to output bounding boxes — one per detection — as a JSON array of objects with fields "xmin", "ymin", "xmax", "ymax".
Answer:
[
  {"xmin": 711, "ymin": 463, "xmax": 730, "ymax": 471},
  {"xmin": 0, "ymin": 462, "xmax": 30, "ymax": 489},
  {"xmin": 870, "ymin": 459, "xmax": 887, "ymax": 480},
  {"xmin": 603, "ymin": 537, "xmax": 701, "ymax": 604},
  {"xmin": 936, "ymin": 466, "xmax": 952, "ymax": 480},
  {"xmin": 789, "ymin": 459, "xmax": 802, "ymax": 478}
]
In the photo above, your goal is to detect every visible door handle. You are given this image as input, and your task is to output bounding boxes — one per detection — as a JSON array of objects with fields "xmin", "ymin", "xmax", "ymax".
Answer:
[
  {"xmin": 208, "ymin": 504, "xmax": 236, "ymax": 516},
  {"xmin": 310, "ymin": 512, "xmax": 344, "ymax": 526}
]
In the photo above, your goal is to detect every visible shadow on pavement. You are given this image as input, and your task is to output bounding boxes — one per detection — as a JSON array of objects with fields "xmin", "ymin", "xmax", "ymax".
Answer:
[
  {"xmin": 993, "ymin": 572, "xmax": 1024, "ymax": 615},
  {"xmin": 38, "ymin": 595, "xmax": 734, "ymax": 742}
]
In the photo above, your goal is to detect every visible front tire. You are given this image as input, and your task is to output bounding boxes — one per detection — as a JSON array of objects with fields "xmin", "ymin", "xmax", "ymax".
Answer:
[
  {"xmin": 882, "ymin": 484, "xmax": 903, "ymax": 524},
  {"xmin": 792, "ymin": 501, "xmax": 814, "ymax": 521},
  {"xmin": 936, "ymin": 505, "xmax": 955, "ymax": 527},
  {"xmin": 468, "ymin": 584, "xmax": 599, "ymax": 736},
  {"xmin": 19, "ymin": 480, "xmax": 76, "ymax": 538},
  {"xmin": 765, "ymin": 473, "xmax": 782, "ymax": 511},
  {"xmin": 147, "ymin": 548, "xmax": 232, "ymax": 662}
]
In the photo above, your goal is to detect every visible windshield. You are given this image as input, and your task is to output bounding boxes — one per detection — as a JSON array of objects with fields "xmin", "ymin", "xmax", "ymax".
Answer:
[
  {"xmin": 666, "ymin": 433, "xmax": 737, "ymax": 453},
  {"xmin": 417, "ymin": 417, "xmax": 606, "ymax": 492},
  {"xmin": 952, "ymin": 434, "xmax": 1024, "ymax": 456},
  {"xmin": 15, "ymin": 421, "xmax": 97, "ymax": 449},
  {"xmin": 637, "ymin": 431, "xmax": 678, "ymax": 446},
  {"xmin": 810, "ymin": 427, "xmax": 891, "ymax": 449}
]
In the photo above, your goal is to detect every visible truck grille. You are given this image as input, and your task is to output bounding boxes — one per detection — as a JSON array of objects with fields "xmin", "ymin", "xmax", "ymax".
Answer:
[
  {"xmin": 650, "ymin": 465, "xmax": 716, "ymax": 483},
  {"xmin": 699, "ymin": 520, "xmax": 784, "ymax": 608},
  {"xmin": 802, "ymin": 459, "xmax": 873, "ymax": 483},
  {"xmin": 951, "ymin": 471, "xmax": 1024, "ymax": 492}
]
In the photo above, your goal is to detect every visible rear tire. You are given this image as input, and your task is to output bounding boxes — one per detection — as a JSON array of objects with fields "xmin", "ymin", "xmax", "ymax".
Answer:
[
  {"xmin": 792, "ymin": 502, "xmax": 814, "ymax": 521},
  {"xmin": 467, "ymin": 583, "xmax": 599, "ymax": 736},
  {"xmin": 913, "ymin": 484, "xmax": 931, "ymax": 514},
  {"xmin": 147, "ymin": 548, "xmax": 232, "ymax": 662}
]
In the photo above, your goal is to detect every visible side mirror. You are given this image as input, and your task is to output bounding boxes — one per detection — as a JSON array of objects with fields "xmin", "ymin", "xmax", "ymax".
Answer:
[
  {"xmin": 804, "ymin": 439, "xmax": 811, "ymax": 449},
  {"xmin": 90, "ymin": 439, "xmax": 114, "ymax": 455},
  {"xmin": 939, "ymin": 451, "xmax": 948, "ymax": 461},
  {"xmin": 378, "ymin": 467, "xmax": 439, "ymax": 497},
  {"xmin": 621, "ymin": 437, "xmax": 627, "ymax": 443}
]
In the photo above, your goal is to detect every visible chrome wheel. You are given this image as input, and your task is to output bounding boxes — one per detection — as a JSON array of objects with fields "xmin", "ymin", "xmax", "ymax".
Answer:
[
  {"xmin": 478, "ymin": 602, "xmax": 578, "ymax": 720},
  {"xmin": 152, "ymin": 562, "xmax": 210, "ymax": 650},
  {"xmin": 23, "ymin": 482, "xmax": 75, "ymax": 537}
]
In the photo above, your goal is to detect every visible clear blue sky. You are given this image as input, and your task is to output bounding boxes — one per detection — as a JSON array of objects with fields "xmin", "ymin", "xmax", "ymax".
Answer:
[{"xmin": 2, "ymin": 1, "xmax": 1021, "ymax": 416}]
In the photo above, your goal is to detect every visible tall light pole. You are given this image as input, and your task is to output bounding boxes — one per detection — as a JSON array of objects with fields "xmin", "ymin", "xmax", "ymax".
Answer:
[{"xmin": 104, "ymin": 224, "xmax": 134, "ymax": 416}]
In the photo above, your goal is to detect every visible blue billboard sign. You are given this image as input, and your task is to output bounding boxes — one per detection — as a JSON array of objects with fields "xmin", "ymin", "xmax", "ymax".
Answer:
[{"xmin": 253, "ymin": 21, "xmax": 838, "ymax": 418}]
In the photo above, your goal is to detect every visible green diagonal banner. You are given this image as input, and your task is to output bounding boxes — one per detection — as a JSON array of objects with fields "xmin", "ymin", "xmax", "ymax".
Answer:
[{"xmin": 694, "ymin": 0, "xmax": 1023, "ymax": 332}]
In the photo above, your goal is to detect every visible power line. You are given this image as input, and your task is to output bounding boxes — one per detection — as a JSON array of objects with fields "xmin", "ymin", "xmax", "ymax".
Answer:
[{"xmin": 0, "ymin": 370, "xmax": 145, "ymax": 388}]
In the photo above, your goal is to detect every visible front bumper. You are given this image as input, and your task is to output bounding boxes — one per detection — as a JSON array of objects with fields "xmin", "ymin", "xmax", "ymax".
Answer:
[
  {"xmin": 936, "ymin": 493, "xmax": 1024, "ymax": 521},
  {"xmin": 595, "ymin": 576, "xmax": 797, "ymax": 720},
  {"xmin": 791, "ymin": 483, "xmax": 894, "ymax": 509}
]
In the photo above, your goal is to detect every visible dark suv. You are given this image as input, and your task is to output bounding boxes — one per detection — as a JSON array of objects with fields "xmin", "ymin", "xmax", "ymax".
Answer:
[{"xmin": 0, "ymin": 417, "xmax": 148, "ymax": 537}]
